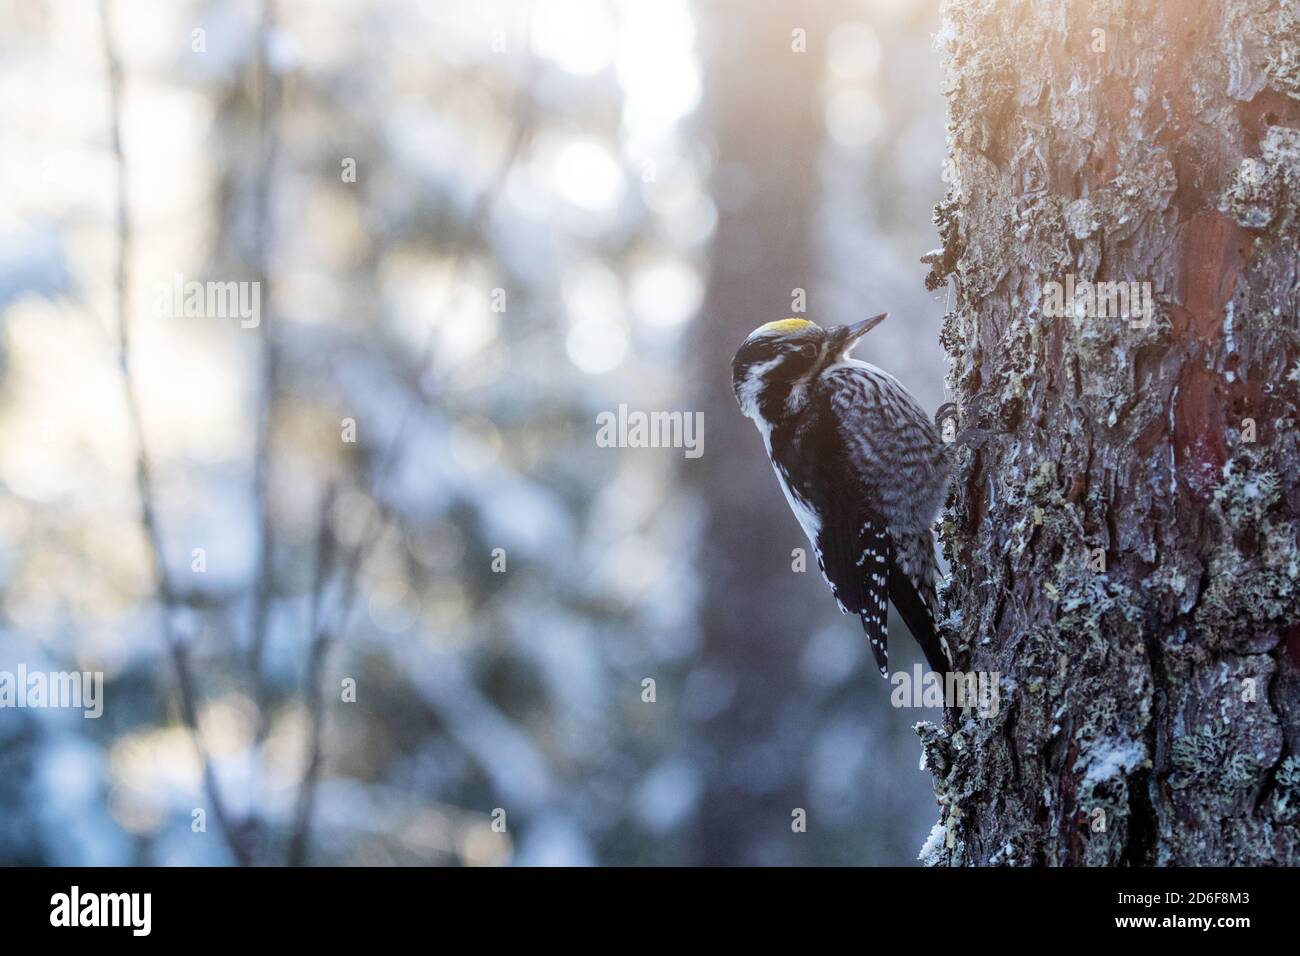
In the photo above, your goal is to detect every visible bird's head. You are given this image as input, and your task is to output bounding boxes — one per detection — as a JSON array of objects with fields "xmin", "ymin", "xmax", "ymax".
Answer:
[{"xmin": 731, "ymin": 313, "xmax": 887, "ymax": 421}]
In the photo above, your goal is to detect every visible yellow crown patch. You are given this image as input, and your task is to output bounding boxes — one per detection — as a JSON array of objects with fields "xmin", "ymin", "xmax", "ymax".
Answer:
[{"xmin": 753, "ymin": 318, "xmax": 816, "ymax": 335}]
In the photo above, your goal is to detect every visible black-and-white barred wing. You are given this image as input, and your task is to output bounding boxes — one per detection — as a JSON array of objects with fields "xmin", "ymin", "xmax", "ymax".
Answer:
[
  {"xmin": 812, "ymin": 510, "xmax": 893, "ymax": 676},
  {"xmin": 822, "ymin": 363, "xmax": 949, "ymax": 537}
]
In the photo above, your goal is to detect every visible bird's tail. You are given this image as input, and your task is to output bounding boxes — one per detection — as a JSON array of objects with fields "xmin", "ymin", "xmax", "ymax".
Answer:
[{"xmin": 888, "ymin": 531, "xmax": 951, "ymax": 676}]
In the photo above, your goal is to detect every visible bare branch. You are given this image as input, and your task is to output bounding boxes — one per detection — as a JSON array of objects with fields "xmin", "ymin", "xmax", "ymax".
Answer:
[
  {"xmin": 99, "ymin": 0, "xmax": 250, "ymax": 868},
  {"xmin": 248, "ymin": 0, "xmax": 284, "ymax": 696},
  {"xmin": 286, "ymin": 485, "xmax": 342, "ymax": 867},
  {"xmin": 284, "ymin": 6, "xmax": 538, "ymax": 865}
]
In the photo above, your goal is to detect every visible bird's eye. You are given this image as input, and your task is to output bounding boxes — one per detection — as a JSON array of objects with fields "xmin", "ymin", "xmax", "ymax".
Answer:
[{"xmin": 792, "ymin": 343, "xmax": 816, "ymax": 359}]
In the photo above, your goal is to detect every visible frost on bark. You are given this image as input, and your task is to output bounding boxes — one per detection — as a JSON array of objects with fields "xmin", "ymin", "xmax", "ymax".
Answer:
[{"xmin": 921, "ymin": 0, "xmax": 1300, "ymax": 865}]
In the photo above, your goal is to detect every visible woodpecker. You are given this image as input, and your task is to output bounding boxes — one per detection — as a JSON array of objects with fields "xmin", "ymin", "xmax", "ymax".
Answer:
[{"xmin": 731, "ymin": 315, "xmax": 952, "ymax": 677}]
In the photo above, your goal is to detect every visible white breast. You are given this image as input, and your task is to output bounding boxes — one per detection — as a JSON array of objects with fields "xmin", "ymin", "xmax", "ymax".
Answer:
[
  {"xmin": 755, "ymin": 419, "xmax": 820, "ymax": 547},
  {"xmin": 752, "ymin": 413, "xmax": 849, "ymax": 613}
]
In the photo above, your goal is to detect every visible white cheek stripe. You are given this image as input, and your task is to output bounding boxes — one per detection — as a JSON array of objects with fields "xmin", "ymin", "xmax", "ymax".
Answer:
[
  {"xmin": 743, "ymin": 361, "xmax": 820, "ymax": 548},
  {"xmin": 736, "ymin": 357, "xmax": 783, "ymax": 418}
]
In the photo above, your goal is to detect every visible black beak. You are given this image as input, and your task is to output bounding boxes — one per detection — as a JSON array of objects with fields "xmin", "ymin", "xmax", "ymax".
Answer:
[{"xmin": 842, "ymin": 312, "xmax": 887, "ymax": 347}]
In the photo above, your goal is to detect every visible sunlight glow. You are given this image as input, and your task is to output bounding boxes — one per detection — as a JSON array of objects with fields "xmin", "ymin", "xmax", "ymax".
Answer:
[
  {"xmin": 615, "ymin": 0, "xmax": 700, "ymax": 136},
  {"xmin": 552, "ymin": 137, "xmax": 626, "ymax": 213},
  {"xmin": 629, "ymin": 257, "xmax": 702, "ymax": 327},
  {"xmin": 531, "ymin": 0, "xmax": 616, "ymax": 76},
  {"xmin": 566, "ymin": 316, "xmax": 628, "ymax": 374},
  {"xmin": 825, "ymin": 88, "xmax": 883, "ymax": 149},
  {"xmin": 828, "ymin": 22, "xmax": 882, "ymax": 79},
  {"xmin": 440, "ymin": 284, "xmax": 500, "ymax": 363},
  {"xmin": 562, "ymin": 260, "xmax": 625, "ymax": 325}
]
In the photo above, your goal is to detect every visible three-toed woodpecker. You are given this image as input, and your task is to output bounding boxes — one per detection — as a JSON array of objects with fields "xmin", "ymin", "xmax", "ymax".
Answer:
[{"xmin": 731, "ymin": 315, "xmax": 952, "ymax": 677}]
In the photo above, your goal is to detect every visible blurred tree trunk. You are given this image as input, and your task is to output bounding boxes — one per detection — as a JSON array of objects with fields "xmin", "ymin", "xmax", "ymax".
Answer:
[
  {"xmin": 922, "ymin": 0, "xmax": 1300, "ymax": 865},
  {"xmin": 692, "ymin": 2, "xmax": 836, "ymax": 865}
]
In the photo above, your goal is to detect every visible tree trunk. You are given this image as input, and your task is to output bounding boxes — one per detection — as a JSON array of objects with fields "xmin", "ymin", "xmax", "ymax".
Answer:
[
  {"xmin": 692, "ymin": 2, "xmax": 839, "ymax": 866},
  {"xmin": 922, "ymin": 0, "xmax": 1300, "ymax": 865}
]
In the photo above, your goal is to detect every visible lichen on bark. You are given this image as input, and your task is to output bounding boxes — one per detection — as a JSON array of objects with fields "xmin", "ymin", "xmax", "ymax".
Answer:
[{"xmin": 921, "ymin": 0, "xmax": 1300, "ymax": 865}]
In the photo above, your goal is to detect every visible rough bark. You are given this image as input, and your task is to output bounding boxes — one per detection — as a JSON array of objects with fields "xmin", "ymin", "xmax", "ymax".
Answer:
[{"xmin": 922, "ymin": 0, "xmax": 1300, "ymax": 865}]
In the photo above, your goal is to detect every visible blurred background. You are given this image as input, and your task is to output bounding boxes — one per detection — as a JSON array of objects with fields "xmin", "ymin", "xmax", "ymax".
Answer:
[{"xmin": 0, "ymin": 0, "xmax": 949, "ymax": 865}]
